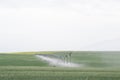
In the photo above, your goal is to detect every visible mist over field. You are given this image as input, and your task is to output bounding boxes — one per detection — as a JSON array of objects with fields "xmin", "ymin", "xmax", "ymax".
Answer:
[{"xmin": 0, "ymin": 0, "xmax": 120, "ymax": 52}]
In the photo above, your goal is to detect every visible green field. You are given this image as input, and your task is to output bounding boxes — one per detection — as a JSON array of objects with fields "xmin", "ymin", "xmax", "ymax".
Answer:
[{"xmin": 0, "ymin": 51, "xmax": 120, "ymax": 80}]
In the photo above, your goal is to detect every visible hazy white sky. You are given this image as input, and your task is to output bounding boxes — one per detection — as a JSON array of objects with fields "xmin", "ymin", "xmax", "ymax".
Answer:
[{"xmin": 0, "ymin": 0, "xmax": 120, "ymax": 52}]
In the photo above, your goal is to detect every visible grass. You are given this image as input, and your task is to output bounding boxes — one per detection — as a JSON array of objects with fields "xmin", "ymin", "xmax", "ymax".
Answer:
[
  {"xmin": 0, "ymin": 66, "xmax": 120, "ymax": 80},
  {"xmin": 0, "ymin": 54, "xmax": 48, "ymax": 66},
  {"xmin": 0, "ymin": 51, "xmax": 120, "ymax": 80},
  {"xmin": 6, "ymin": 51, "xmax": 61, "ymax": 54}
]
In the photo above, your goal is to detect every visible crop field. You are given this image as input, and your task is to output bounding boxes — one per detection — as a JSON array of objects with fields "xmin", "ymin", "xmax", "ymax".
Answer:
[{"xmin": 0, "ymin": 51, "xmax": 120, "ymax": 80}]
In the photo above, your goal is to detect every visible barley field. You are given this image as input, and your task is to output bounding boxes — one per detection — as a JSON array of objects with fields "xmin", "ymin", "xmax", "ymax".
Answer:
[{"xmin": 0, "ymin": 51, "xmax": 120, "ymax": 80}]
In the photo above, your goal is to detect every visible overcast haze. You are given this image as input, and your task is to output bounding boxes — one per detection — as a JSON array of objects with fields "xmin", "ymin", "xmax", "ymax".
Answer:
[{"xmin": 0, "ymin": 0, "xmax": 120, "ymax": 52}]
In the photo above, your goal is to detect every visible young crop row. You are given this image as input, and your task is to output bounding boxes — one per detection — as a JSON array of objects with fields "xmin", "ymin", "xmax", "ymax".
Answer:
[{"xmin": 0, "ymin": 67, "xmax": 120, "ymax": 80}]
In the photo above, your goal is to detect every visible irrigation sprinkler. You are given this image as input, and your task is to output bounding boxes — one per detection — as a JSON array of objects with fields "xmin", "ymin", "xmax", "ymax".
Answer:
[
  {"xmin": 65, "ymin": 53, "xmax": 68, "ymax": 63},
  {"xmin": 63, "ymin": 53, "xmax": 68, "ymax": 64},
  {"xmin": 63, "ymin": 52, "xmax": 72, "ymax": 64},
  {"xmin": 69, "ymin": 52, "xmax": 72, "ymax": 63}
]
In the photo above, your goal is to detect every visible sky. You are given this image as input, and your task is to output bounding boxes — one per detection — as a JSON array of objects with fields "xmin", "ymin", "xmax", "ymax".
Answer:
[{"xmin": 0, "ymin": 0, "xmax": 120, "ymax": 52}]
